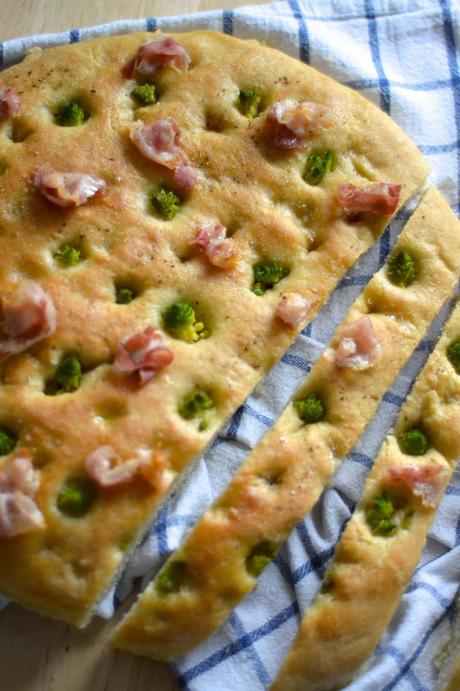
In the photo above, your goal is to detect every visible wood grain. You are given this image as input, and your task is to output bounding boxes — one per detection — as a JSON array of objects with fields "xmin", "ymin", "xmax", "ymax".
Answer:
[
  {"xmin": 0, "ymin": 2, "xmax": 264, "ymax": 689},
  {"xmin": 0, "ymin": 0, "xmax": 266, "ymax": 41}
]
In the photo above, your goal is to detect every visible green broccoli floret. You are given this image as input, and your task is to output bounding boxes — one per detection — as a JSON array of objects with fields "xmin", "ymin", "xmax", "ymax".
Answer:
[
  {"xmin": 152, "ymin": 188, "xmax": 181, "ymax": 220},
  {"xmin": 179, "ymin": 389, "xmax": 214, "ymax": 430},
  {"xmin": 0, "ymin": 427, "xmax": 17, "ymax": 456},
  {"xmin": 54, "ymin": 243, "xmax": 81, "ymax": 267},
  {"xmin": 447, "ymin": 338, "xmax": 460, "ymax": 374},
  {"xmin": 304, "ymin": 150, "xmax": 333, "ymax": 185},
  {"xmin": 131, "ymin": 84, "xmax": 156, "ymax": 105},
  {"xmin": 320, "ymin": 575, "xmax": 335, "ymax": 594},
  {"xmin": 252, "ymin": 262, "xmax": 289, "ymax": 295},
  {"xmin": 294, "ymin": 393, "xmax": 325, "ymax": 424},
  {"xmin": 246, "ymin": 542, "xmax": 277, "ymax": 577},
  {"xmin": 163, "ymin": 301, "xmax": 207, "ymax": 342},
  {"xmin": 366, "ymin": 490, "xmax": 397, "ymax": 536},
  {"xmin": 116, "ymin": 287, "xmax": 135, "ymax": 304},
  {"xmin": 55, "ymin": 101, "xmax": 86, "ymax": 126},
  {"xmin": 239, "ymin": 89, "xmax": 262, "ymax": 119},
  {"xmin": 56, "ymin": 356, "xmax": 82, "ymax": 393},
  {"xmin": 45, "ymin": 356, "xmax": 82, "ymax": 395},
  {"xmin": 398, "ymin": 427, "xmax": 429, "ymax": 456},
  {"xmin": 387, "ymin": 250, "xmax": 417, "ymax": 287},
  {"xmin": 57, "ymin": 477, "xmax": 97, "ymax": 517},
  {"xmin": 157, "ymin": 560, "xmax": 187, "ymax": 594}
]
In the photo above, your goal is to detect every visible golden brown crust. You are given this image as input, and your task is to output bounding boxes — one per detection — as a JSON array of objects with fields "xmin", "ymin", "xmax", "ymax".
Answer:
[
  {"xmin": 0, "ymin": 30, "xmax": 428, "ymax": 625},
  {"xmin": 272, "ymin": 266, "xmax": 460, "ymax": 689},
  {"xmin": 111, "ymin": 188, "xmax": 459, "ymax": 659}
]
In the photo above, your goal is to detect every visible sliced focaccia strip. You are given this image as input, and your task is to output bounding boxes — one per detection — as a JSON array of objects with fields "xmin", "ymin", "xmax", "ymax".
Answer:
[
  {"xmin": 111, "ymin": 187, "xmax": 460, "ymax": 659},
  {"xmin": 271, "ymin": 301, "xmax": 460, "ymax": 691},
  {"xmin": 0, "ymin": 29, "xmax": 428, "ymax": 626}
]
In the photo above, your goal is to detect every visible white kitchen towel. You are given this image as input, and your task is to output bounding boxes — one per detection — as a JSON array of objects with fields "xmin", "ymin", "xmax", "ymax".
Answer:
[{"xmin": 1, "ymin": 1, "xmax": 459, "ymax": 689}]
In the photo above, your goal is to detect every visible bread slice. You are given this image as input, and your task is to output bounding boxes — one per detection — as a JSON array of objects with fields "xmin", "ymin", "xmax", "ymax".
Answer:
[
  {"xmin": 271, "ymin": 265, "xmax": 460, "ymax": 691},
  {"xmin": 0, "ymin": 29, "xmax": 428, "ymax": 626},
  {"xmin": 111, "ymin": 187, "xmax": 460, "ymax": 659}
]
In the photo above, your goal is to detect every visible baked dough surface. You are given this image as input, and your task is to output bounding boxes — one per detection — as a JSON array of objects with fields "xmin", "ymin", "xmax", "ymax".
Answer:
[
  {"xmin": 272, "ymin": 227, "xmax": 460, "ymax": 690},
  {"xmin": 0, "ymin": 30, "xmax": 427, "ymax": 625},
  {"xmin": 112, "ymin": 188, "xmax": 460, "ymax": 660}
]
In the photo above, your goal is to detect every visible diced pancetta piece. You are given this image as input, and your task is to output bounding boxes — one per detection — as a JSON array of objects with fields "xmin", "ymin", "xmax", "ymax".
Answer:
[
  {"xmin": 0, "ymin": 493, "xmax": 45, "ymax": 537},
  {"xmin": 130, "ymin": 119, "xmax": 182, "ymax": 169},
  {"xmin": 266, "ymin": 99, "xmax": 330, "ymax": 150},
  {"xmin": 0, "ymin": 282, "xmax": 56, "ymax": 357},
  {"xmin": 123, "ymin": 37, "xmax": 191, "ymax": 79},
  {"xmin": 337, "ymin": 183, "xmax": 401, "ymax": 215},
  {"xmin": 334, "ymin": 316, "xmax": 380, "ymax": 370},
  {"xmin": 0, "ymin": 450, "xmax": 40, "ymax": 495},
  {"xmin": 276, "ymin": 292, "xmax": 312, "ymax": 327},
  {"xmin": 192, "ymin": 222, "xmax": 238, "ymax": 269},
  {"xmin": 114, "ymin": 326, "xmax": 173, "ymax": 384},
  {"xmin": 0, "ymin": 451, "xmax": 45, "ymax": 537},
  {"xmin": 35, "ymin": 170, "xmax": 107, "ymax": 208},
  {"xmin": 0, "ymin": 82, "xmax": 20, "ymax": 120},
  {"xmin": 85, "ymin": 445, "xmax": 152, "ymax": 487},
  {"xmin": 173, "ymin": 160, "xmax": 197, "ymax": 192},
  {"xmin": 130, "ymin": 119, "xmax": 197, "ymax": 191},
  {"xmin": 386, "ymin": 464, "xmax": 448, "ymax": 508}
]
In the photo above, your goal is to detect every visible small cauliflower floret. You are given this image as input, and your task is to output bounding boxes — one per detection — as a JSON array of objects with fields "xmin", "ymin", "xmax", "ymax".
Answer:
[
  {"xmin": 0, "ymin": 451, "xmax": 45, "ymax": 537},
  {"xmin": 398, "ymin": 428, "xmax": 429, "ymax": 456},
  {"xmin": 114, "ymin": 326, "xmax": 174, "ymax": 384},
  {"xmin": 246, "ymin": 542, "xmax": 277, "ymax": 577},
  {"xmin": 124, "ymin": 37, "xmax": 191, "ymax": 79},
  {"xmin": 337, "ymin": 182, "xmax": 401, "ymax": 215},
  {"xmin": 152, "ymin": 187, "xmax": 181, "ymax": 220},
  {"xmin": 447, "ymin": 338, "xmax": 460, "ymax": 373},
  {"xmin": 179, "ymin": 389, "xmax": 214, "ymax": 430},
  {"xmin": 266, "ymin": 99, "xmax": 330, "ymax": 150},
  {"xmin": 366, "ymin": 489, "xmax": 397, "ymax": 536},
  {"xmin": 35, "ymin": 170, "xmax": 107, "ymax": 208},
  {"xmin": 54, "ymin": 101, "xmax": 86, "ymax": 126},
  {"xmin": 193, "ymin": 222, "xmax": 238, "ymax": 270},
  {"xmin": 46, "ymin": 355, "xmax": 82, "ymax": 395},
  {"xmin": 163, "ymin": 302, "xmax": 207, "ymax": 342},
  {"xmin": 0, "ymin": 282, "xmax": 57, "ymax": 357},
  {"xmin": 85, "ymin": 445, "xmax": 152, "ymax": 487},
  {"xmin": 294, "ymin": 393, "xmax": 325, "ymax": 423},
  {"xmin": 239, "ymin": 89, "xmax": 261, "ymax": 119},
  {"xmin": 54, "ymin": 243, "xmax": 81, "ymax": 267},
  {"xmin": 334, "ymin": 316, "xmax": 381, "ymax": 370},
  {"xmin": 0, "ymin": 427, "xmax": 17, "ymax": 456},
  {"xmin": 387, "ymin": 250, "xmax": 417, "ymax": 287},
  {"xmin": 252, "ymin": 262, "xmax": 289, "ymax": 295},
  {"xmin": 304, "ymin": 150, "xmax": 333, "ymax": 185},
  {"xmin": 131, "ymin": 84, "xmax": 156, "ymax": 105},
  {"xmin": 275, "ymin": 292, "xmax": 312, "ymax": 327},
  {"xmin": 387, "ymin": 464, "xmax": 448, "ymax": 508},
  {"xmin": 57, "ymin": 477, "xmax": 97, "ymax": 517},
  {"xmin": 0, "ymin": 81, "xmax": 20, "ymax": 120},
  {"xmin": 157, "ymin": 560, "xmax": 187, "ymax": 594}
]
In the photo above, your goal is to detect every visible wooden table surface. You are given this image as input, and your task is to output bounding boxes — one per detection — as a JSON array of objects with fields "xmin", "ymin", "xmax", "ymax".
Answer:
[{"xmin": 0, "ymin": 2, "xmax": 265, "ymax": 690}]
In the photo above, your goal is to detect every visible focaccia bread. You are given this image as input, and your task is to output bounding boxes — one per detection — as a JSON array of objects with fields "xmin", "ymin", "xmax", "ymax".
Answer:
[
  {"xmin": 0, "ymin": 29, "xmax": 427, "ymax": 626},
  {"xmin": 111, "ymin": 188, "xmax": 460, "ymax": 659},
  {"xmin": 271, "ymin": 294, "xmax": 460, "ymax": 691}
]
